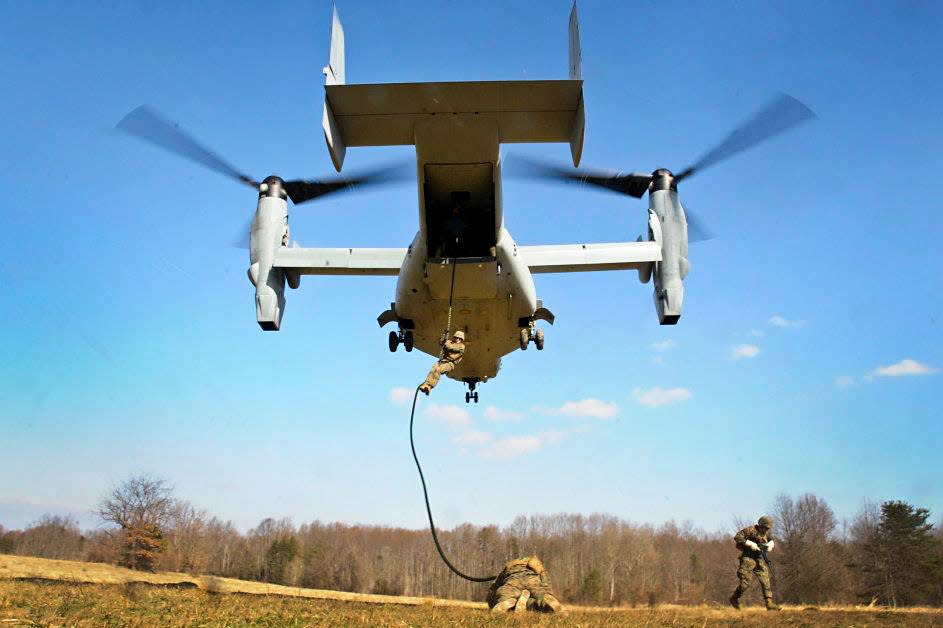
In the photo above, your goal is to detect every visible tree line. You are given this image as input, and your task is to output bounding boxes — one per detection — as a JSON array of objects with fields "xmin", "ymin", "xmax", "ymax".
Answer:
[{"xmin": 2, "ymin": 477, "xmax": 941, "ymax": 607}]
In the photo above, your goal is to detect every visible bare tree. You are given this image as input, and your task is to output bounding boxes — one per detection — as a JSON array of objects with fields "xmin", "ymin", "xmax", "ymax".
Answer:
[
  {"xmin": 772, "ymin": 493, "xmax": 847, "ymax": 603},
  {"xmin": 99, "ymin": 475, "xmax": 174, "ymax": 530},
  {"xmin": 98, "ymin": 474, "xmax": 174, "ymax": 571},
  {"xmin": 15, "ymin": 515, "xmax": 85, "ymax": 560}
]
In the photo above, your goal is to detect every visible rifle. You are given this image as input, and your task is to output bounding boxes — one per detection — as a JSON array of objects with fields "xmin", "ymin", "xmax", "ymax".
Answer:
[
  {"xmin": 743, "ymin": 540, "xmax": 772, "ymax": 567},
  {"xmin": 759, "ymin": 544, "xmax": 772, "ymax": 569},
  {"xmin": 759, "ymin": 542, "xmax": 777, "ymax": 596}
]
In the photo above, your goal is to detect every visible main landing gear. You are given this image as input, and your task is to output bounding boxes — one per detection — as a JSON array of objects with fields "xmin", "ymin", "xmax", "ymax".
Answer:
[
  {"xmin": 464, "ymin": 380, "xmax": 479, "ymax": 404},
  {"xmin": 388, "ymin": 329, "xmax": 414, "ymax": 352},
  {"xmin": 519, "ymin": 326, "xmax": 545, "ymax": 351}
]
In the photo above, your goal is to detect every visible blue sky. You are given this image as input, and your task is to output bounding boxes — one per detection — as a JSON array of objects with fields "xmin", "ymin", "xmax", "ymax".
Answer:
[{"xmin": 1, "ymin": 1, "xmax": 941, "ymax": 534}]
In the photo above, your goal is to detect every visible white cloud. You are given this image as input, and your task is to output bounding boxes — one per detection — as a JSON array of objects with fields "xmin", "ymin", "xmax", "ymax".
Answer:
[
  {"xmin": 453, "ymin": 430, "xmax": 493, "ymax": 446},
  {"xmin": 483, "ymin": 435, "xmax": 543, "ymax": 460},
  {"xmin": 540, "ymin": 429, "xmax": 566, "ymax": 445},
  {"xmin": 651, "ymin": 355, "xmax": 665, "ymax": 366},
  {"xmin": 557, "ymin": 398, "xmax": 619, "ymax": 420},
  {"xmin": 651, "ymin": 339, "xmax": 676, "ymax": 352},
  {"xmin": 632, "ymin": 386, "xmax": 692, "ymax": 407},
  {"xmin": 870, "ymin": 358, "xmax": 938, "ymax": 378},
  {"xmin": 389, "ymin": 387, "xmax": 413, "ymax": 405},
  {"xmin": 452, "ymin": 427, "xmax": 569, "ymax": 459},
  {"xmin": 423, "ymin": 403, "xmax": 472, "ymax": 428},
  {"xmin": 835, "ymin": 375, "xmax": 856, "ymax": 388},
  {"xmin": 769, "ymin": 315, "xmax": 805, "ymax": 328},
  {"xmin": 484, "ymin": 405, "xmax": 524, "ymax": 422},
  {"xmin": 749, "ymin": 329, "xmax": 765, "ymax": 338},
  {"xmin": 730, "ymin": 344, "xmax": 760, "ymax": 360}
]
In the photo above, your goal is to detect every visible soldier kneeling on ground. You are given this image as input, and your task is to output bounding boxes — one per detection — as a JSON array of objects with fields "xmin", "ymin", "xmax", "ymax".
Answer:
[
  {"xmin": 487, "ymin": 556, "xmax": 564, "ymax": 614},
  {"xmin": 729, "ymin": 515, "xmax": 781, "ymax": 611}
]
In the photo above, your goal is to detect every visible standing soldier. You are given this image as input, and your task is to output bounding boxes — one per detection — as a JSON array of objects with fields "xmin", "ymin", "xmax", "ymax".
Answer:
[
  {"xmin": 729, "ymin": 515, "xmax": 780, "ymax": 611},
  {"xmin": 419, "ymin": 330, "xmax": 465, "ymax": 394}
]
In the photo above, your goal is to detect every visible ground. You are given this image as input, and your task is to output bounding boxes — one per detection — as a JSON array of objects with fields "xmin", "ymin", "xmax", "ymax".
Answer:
[{"xmin": 2, "ymin": 556, "xmax": 941, "ymax": 627}]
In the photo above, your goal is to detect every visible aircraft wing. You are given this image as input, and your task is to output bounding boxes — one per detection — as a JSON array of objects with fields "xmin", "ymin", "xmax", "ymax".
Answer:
[
  {"xmin": 274, "ymin": 247, "xmax": 406, "ymax": 276},
  {"xmin": 517, "ymin": 241, "xmax": 661, "ymax": 273}
]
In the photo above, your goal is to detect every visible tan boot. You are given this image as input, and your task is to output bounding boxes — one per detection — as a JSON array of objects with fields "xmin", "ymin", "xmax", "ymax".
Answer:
[
  {"xmin": 542, "ymin": 594, "xmax": 564, "ymax": 614},
  {"xmin": 513, "ymin": 590, "xmax": 530, "ymax": 613},
  {"xmin": 765, "ymin": 599, "xmax": 781, "ymax": 611},
  {"xmin": 728, "ymin": 593, "xmax": 741, "ymax": 610},
  {"xmin": 419, "ymin": 385, "xmax": 430, "ymax": 395}
]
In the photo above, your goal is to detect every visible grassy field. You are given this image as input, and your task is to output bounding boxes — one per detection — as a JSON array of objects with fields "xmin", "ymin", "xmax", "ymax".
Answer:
[{"xmin": 2, "ymin": 555, "xmax": 942, "ymax": 627}]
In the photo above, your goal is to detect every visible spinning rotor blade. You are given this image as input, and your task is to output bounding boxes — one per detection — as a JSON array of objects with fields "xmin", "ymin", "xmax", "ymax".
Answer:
[
  {"xmin": 116, "ymin": 105, "xmax": 259, "ymax": 189},
  {"xmin": 231, "ymin": 217, "xmax": 253, "ymax": 249},
  {"xmin": 510, "ymin": 93, "xmax": 814, "ymax": 196},
  {"xmin": 512, "ymin": 157, "xmax": 652, "ymax": 198},
  {"xmin": 675, "ymin": 93, "xmax": 815, "ymax": 182},
  {"xmin": 117, "ymin": 106, "xmax": 410, "ymax": 213},
  {"xmin": 283, "ymin": 163, "xmax": 409, "ymax": 206},
  {"xmin": 682, "ymin": 206, "xmax": 715, "ymax": 243}
]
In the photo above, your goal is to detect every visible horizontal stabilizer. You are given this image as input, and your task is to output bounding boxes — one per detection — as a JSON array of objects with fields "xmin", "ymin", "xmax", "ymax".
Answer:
[{"xmin": 324, "ymin": 80, "xmax": 583, "ymax": 151}]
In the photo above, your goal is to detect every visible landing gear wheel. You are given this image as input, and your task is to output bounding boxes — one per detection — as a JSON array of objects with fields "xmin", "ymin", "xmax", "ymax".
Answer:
[
  {"xmin": 465, "ymin": 391, "xmax": 479, "ymax": 404},
  {"xmin": 519, "ymin": 328, "xmax": 529, "ymax": 351},
  {"xmin": 472, "ymin": 392, "xmax": 478, "ymax": 403},
  {"xmin": 465, "ymin": 392, "xmax": 471, "ymax": 403},
  {"xmin": 535, "ymin": 329, "xmax": 545, "ymax": 351},
  {"xmin": 403, "ymin": 330, "xmax": 414, "ymax": 352},
  {"xmin": 388, "ymin": 331, "xmax": 399, "ymax": 353}
]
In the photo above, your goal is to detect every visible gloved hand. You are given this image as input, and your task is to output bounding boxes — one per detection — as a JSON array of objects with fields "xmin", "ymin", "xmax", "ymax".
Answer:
[
  {"xmin": 745, "ymin": 540, "xmax": 761, "ymax": 552},
  {"xmin": 439, "ymin": 331, "xmax": 449, "ymax": 345},
  {"xmin": 763, "ymin": 540, "xmax": 775, "ymax": 552}
]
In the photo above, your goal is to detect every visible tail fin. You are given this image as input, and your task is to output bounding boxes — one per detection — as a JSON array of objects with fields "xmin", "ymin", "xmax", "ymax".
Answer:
[
  {"xmin": 567, "ymin": 2, "xmax": 584, "ymax": 166},
  {"xmin": 568, "ymin": 2, "xmax": 581, "ymax": 80},
  {"xmin": 324, "ymin": 5, "xmax": 345, "ymax": 85},
  {"xmin": 322, "ymin": 5, "xmax": 347, "ymax": 171}
]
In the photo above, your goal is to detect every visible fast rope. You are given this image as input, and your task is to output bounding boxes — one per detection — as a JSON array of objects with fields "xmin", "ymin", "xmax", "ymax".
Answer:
[
  {"xmin": 409, "ymin": 259, "xmax": 497, "ymax": 583},
  {"xmin": 440, "ymin": 259, "xmax": 457, "ymax": 359}
]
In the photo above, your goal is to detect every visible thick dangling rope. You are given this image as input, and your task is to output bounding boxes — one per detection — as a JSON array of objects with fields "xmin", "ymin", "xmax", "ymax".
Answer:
[
  {"xmin": 411, "ymin": 258, "xmax": 497, "ymax": 583},
  {"xmin": 439, "ymin": 260, "xmax": 458, "ymax": 359},
  {"xmin": 409, "ymin": 385, "xmax": 496, "ymax": 582}
]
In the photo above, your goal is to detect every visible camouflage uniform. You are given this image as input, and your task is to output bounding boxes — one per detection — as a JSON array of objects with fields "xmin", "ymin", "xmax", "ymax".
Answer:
[
  {"xmin": 730, "ymin": 523, "xmax": 776, "ymax": 608},
  {"xmin": 487, "ymin": 556, "xmax": 563, "ymax": 614},
  {"xmin": 420, "ymin": 335, "xmax": 465, "ymax": 393}
]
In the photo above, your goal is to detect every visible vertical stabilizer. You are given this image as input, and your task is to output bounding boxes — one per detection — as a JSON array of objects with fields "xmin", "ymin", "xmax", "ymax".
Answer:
[
  {"xmin": 321, "ymin": 6, "xmax": 347, "ymax": 172},
  {"xmin": 322, "ymin": 5, "xmax": 347, "ymax": 171},
  {"xmin": 567, "ymin": 2, "xmax": 584, "ymax": 166},
  {"xmin": 568, "ymin": 2, "xmax": 582, "ymax": 80},
  {"xmin": 324, "ymin": 5, "xmax": 345, "ymax": 85}
]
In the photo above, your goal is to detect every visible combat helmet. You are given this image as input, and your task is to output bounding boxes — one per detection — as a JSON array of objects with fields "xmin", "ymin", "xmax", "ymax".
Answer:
[
  {"xmin": 757, "ymin": 515, "xmax": 774, "ymax": 530},
  {"xmin": 452, "ymin": 330, "xmax": 466, "ymax": 341}
]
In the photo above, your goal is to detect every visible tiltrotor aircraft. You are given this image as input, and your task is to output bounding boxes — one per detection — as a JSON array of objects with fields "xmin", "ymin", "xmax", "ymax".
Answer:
[{"xmin": 116, "ymin": 5, "xmax": 813, "ymax": 403}]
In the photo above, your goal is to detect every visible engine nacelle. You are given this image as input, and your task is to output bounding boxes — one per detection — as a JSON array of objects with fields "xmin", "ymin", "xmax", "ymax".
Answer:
[
  {"xmin": 636, "ymin": 212, "xmax": 662, "ymax": 284},
  {"xmin": 248, "ymin": 185, "xmax": 289, "ymax": 331},
  {"xmin": 648, "ymin": 188, "xmax": 689, "ymax": 325}
]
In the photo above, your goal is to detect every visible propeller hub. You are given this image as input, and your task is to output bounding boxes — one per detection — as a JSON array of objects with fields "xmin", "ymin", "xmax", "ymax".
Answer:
[
  {"xmin": 651, "ymin": 168, "xmax": 676, "ymax": 192},
  {"xmin": 258, "ymin": 175, "xmax": 287, "ymax": 200}
]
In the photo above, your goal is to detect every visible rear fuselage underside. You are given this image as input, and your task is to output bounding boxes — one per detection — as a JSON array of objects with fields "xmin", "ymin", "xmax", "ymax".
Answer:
[{"xmin": 392, "ymin": 116, "xmax": 537, "ymax": 382}]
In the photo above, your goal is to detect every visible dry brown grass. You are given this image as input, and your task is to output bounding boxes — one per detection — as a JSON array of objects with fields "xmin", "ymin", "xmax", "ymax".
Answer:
[
  {"xmin": 2, "ymin": 554, "xmax": 942, "ymax": 626},
  {"xmin": 0, "ymin": 554, "xmax": 482, "ymax": 608}
]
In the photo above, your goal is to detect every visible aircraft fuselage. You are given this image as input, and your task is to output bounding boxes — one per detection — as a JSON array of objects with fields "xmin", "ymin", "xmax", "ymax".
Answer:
[{"xmin": 392, "ymin": 115, "xmax": 537, "ymax": 383}]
